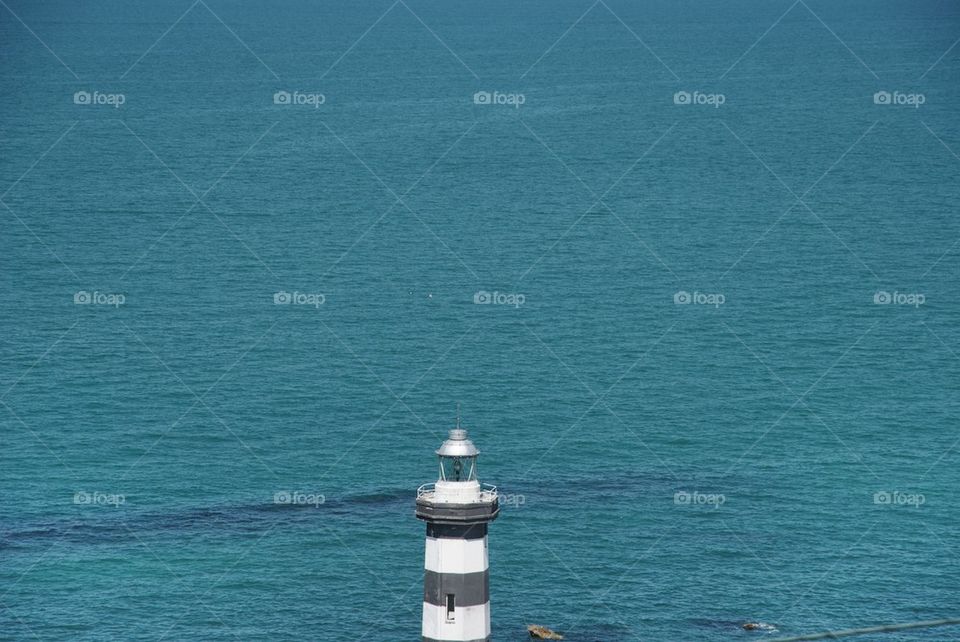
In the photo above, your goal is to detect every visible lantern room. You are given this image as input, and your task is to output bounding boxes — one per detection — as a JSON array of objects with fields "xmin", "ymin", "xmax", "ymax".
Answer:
[{"xmin": 436, "ymin": 428, "xmax": 479, "ymax": 482}]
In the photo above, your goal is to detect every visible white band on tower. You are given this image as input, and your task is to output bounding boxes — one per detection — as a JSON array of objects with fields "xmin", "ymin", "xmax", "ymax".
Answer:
[{"xmin": 424, "ymin": 536, "xmax": 489, "ymax": 574}]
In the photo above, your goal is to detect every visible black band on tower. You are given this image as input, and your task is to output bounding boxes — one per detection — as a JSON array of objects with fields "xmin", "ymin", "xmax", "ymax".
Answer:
[
  {"xmin": 423, "ymin": 570, "xmax": 489, "ymax": 607},
  {"xmin": 426, "ymin": 522, "xmax": 488, "ymax": 540}
]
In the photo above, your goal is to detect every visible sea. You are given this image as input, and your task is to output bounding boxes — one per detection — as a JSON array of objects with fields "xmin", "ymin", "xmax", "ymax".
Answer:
[{"xmin": 2, "ymin": 0, "xmax": 959, "ymax": 640}]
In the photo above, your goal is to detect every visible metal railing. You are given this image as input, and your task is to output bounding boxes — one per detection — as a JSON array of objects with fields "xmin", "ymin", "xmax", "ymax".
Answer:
[{"xmin": 416, "ymin": 482, "xmax": 498, "ymax": 501}]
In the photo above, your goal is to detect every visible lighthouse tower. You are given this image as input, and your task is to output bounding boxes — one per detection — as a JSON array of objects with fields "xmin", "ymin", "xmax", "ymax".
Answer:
[{"xmin": 415, "ymin": 422, "xmax": 499, "ymax": 642}]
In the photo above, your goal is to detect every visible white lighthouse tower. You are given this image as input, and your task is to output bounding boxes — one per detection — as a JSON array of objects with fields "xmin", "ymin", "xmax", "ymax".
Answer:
[{"xmin": 415, "ymin": 420, "xmax": 499, "ymax": 642}]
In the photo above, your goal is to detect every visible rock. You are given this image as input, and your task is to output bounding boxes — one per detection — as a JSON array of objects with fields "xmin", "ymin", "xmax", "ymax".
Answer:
[
  {"xmin": 528, "ymin": 624, "xmax": 564, "ymax": 639},
  {"xmin": 742, "ymin": 622, "xmax": 777, "ymax": 632}
]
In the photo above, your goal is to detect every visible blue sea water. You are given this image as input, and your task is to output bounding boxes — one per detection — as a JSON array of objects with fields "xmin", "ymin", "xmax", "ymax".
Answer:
[{"xmin": 2, "ymin": 1, "xmax": 960, "ymax": 640}]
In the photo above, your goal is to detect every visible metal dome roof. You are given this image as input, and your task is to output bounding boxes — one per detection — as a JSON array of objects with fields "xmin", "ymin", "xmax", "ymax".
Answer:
[{"xmin": 436, "ymin": 428, "xmax": 479, "ymax": 457}]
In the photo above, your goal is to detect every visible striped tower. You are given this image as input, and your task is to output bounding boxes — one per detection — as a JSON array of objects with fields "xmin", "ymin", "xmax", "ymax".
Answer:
[{"xmin": 416, "ymin": 423, "xmax": 499, "ymax": 642}]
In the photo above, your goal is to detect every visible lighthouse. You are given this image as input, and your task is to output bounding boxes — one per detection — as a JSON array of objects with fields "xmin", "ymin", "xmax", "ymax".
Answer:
[{"xmin": 416, "ymin": 422, "xmax": 499, "ymax": 642}]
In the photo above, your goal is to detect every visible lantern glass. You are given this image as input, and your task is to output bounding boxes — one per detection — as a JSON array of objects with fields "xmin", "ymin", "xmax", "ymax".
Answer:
[{"xmin": 439, "ymin": 455, "xmax": 477, "ymax": 482}]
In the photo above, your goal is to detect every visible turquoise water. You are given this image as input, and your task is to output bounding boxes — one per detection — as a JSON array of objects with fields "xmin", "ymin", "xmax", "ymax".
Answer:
[{"xmin": 2, "ymin": 1, "xmax": 960, "ymax": 640}]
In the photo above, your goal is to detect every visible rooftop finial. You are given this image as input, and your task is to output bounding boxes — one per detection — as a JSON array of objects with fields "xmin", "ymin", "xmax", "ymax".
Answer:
[{"xmin": 456, "ymin": 402, "xmax": 461, "ymax": 430}]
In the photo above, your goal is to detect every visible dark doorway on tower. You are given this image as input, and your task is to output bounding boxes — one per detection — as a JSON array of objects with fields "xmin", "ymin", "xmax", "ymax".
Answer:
[{"xmin": 445, "ymin": 594, "xmax": 455, "ymax": 622}]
